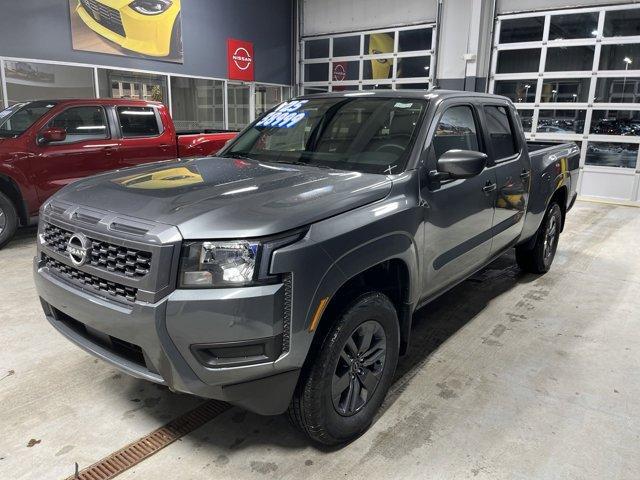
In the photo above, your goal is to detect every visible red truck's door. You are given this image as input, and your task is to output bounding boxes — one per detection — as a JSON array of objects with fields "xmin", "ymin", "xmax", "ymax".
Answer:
[
  {"xmin": 33, "ymin": 105, "xmax": 120, "ymax": 202},
  {"xmin": 115, "ymin": 105, "xmax": 176, "ymax": 167}
]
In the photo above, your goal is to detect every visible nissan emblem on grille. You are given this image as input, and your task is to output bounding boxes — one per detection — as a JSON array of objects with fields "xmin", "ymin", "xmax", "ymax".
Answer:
[{"xmin": 67, "ymin": 233, "xmax": 92, "ymax": 267}]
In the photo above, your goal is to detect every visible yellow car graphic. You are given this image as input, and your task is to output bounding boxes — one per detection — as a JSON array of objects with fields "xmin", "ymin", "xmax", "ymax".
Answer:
[
  {"xmin": 116, "ymin": 166, "xmax": 203, "ymax": 189},
  {"xmin": 76, "ymin": 0, "xmax": 181, "ymax": 57}
]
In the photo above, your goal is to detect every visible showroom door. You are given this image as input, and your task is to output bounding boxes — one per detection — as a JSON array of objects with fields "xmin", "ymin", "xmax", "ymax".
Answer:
[
  {"xmin": 33, "ymin": 105, "xmax": 120, "ymax": 203},
  {"xmin": 420, "ymin": 103, "xmax": 497, "ymax": 300}
]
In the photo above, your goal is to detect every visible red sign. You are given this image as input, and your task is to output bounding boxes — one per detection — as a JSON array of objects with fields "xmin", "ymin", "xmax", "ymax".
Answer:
[{"xmin": 227, "ymin": 38, "xmax": 254, "ymax": 81}]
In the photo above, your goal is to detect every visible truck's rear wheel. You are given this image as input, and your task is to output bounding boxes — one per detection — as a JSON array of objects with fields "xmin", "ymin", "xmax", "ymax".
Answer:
[
  {"xmin": 288, "ymin": 292, "xmax": 399, "ymax": 445},
  {"xmin": 516, "ymin": 202, "xmax": 562, "ymax": 274},
  {"xmin": 0, "ymin": 192, "xmax": 18, "ymax": 249}
]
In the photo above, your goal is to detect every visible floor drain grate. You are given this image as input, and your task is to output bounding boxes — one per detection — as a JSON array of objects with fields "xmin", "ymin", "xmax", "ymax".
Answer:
[{"xmin": 66, "ymin": 400, "xmax": 230, "ymax": 480}]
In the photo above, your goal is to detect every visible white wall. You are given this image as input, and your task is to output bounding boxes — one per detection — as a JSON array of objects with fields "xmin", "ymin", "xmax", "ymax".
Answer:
[
  {"xmin": 302, "ymin": 0, "xmax": 438, "ymax": 36},
  {"xmin": 497, "ymin": 0, "xmax": 638, "ymax": 14}
]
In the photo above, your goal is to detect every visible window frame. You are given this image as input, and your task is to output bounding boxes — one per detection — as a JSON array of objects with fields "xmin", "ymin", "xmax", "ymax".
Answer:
[
  {"xmin": 40, "ymin": 104, "xmax": 111, "ymax": 145},
  {"xmin": 116, "ymin": 105, "xmax": 163, "ymax": 139},
  {"xmin": 481, "ymin": 103, "xmax": 521, "ymax": 164}
]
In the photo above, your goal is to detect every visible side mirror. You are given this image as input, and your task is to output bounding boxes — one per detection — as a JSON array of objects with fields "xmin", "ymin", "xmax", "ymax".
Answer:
[
  {"xmin": 39, "ymin": 127, "xmax": 66, "ymax": 144},
  {"xmin": 429, "ymin": 149, "xmax": 488, "ymax": 181}
]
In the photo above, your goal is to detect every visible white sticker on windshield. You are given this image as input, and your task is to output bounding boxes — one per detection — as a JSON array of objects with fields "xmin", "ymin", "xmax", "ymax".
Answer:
[{"xmin": 394, "ymin": 102, "xmax": 413, "ymax": 108}]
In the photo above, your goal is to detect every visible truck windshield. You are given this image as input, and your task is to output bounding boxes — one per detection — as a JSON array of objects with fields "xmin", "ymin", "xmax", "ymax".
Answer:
[
  {"xmin": 0, "ymin": 101, "xmax": 57, "ymax": 138},
  {"xmin": 222, "ymin": 96, "xmax": 427, "ymax": 175}
]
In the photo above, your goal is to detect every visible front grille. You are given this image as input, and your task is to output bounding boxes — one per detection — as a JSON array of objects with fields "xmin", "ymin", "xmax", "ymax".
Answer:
[
  {"xmin": 43, "ymin": 223, "xmax": 152, "ymax": 278},
  {"xmin": 44, "ymin": 254, "xmax": 138, "ymax": 303},
  {"xmin": 80, "ymin": 0, "xmax": 126, "ymax": 37},
  {"xmin": 282, "ymin": 274, "xmax": 292, "ymax": 353}
]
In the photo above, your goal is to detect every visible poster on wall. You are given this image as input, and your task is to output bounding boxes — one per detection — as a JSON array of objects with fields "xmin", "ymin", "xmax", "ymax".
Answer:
[{"xmin": 68, "ymin": 0, "xmax": 183, "ymax": 63}]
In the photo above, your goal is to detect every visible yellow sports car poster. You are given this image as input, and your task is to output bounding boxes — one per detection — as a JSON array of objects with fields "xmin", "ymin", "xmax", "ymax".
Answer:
[{"xmin": 69, "ymin": 0, "xmax": 183, "ymax": 63}]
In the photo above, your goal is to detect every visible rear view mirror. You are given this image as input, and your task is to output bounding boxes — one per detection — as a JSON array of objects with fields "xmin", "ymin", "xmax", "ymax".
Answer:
[
  {"xmin": 430, "ymin": 149, "xmax": 488, "ymax": 181},
  {"xmin": 39, "ymin": 127, "xmax": 66, "ymax": 144}
]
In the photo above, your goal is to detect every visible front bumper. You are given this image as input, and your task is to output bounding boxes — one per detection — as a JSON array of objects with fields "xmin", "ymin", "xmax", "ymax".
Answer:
[{"xmin": 34, "ymin": 257, "xmax": 300, "ymax": 415}]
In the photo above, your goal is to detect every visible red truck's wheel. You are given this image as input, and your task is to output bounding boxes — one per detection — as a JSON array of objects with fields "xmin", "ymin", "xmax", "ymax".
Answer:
[
  {"xmin": 0, "ymin": 192, "xmax": 18, "ymax": 249},
  {"xmin": 516, "ymin": 202, "xmax": 562, "ymax": 274},
  {"xmin": 288, "ymin": 292, "xmax": 399, "ymax": 445}
]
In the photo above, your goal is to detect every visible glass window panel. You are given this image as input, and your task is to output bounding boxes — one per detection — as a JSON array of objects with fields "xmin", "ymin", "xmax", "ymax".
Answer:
[
  {"xmin": 98, "ymin": 69, "xmax": 167, "ymax": 105},
  {"xmin": 496, "ymin": 49, "xmax": 541, "ymax": 74},
  {"xmin": 537, "ymin": 109, "xmax": 586, "ymax": 133},
  {"xmin": 331, "ymin": 61, "xmax": 359, "ymax": 82},
  {"xmin": 484, "ymin": 105, "xmax": 518, "ymax": 159},
  {"xmin": 594, "ymin": 77, "xmax": 640, "ymax": 103},
  {"xmin": 586, "ymin": 141, "xmax": 637, "ymax": 168},
  {"xmin": 396, "ymin": 83, "xmax": 430, "ymax": 90},
  {"xmin": 397, "ymin": 56, "xmax": 431, "ymax": 78},
  {"xmin": 332, "ymin": 84, "xmax": 359, "ymax": 92},
  {"xmin": 398, "ymin": 28, "xmax": 433, "ymax": 52},
  {"xmin": 361, "ymin": 83, "xmax": 392, "ymax": 90},
  {"xmin": 304, "ymin": 63, "xmax": 329, "ymax": 82},
  {"xmin": 254, "ymin": 85, "xmax": 282, "ymax": 119},
  {"xmin": 604, "ymin": 9, "xmax": 640, "ymax": 37},
  {"xmin": 333, "ymin": 36, "xmax": 360, "ymax": 57},
  {"xmin": 48, "ymin": 106, "xmax": 109, "ymax": 142},
  {"xmin": 541, "ymin": 78, "xmax": 591, "ymax": 103},
  {"xmin": 433, "ymin": 106, "xmax": 480, "ymax": 159},
  {"xmin": 116, "ymin": 106, "xmax": 160, "ymax": 137},
  {"xmin": 171, "ymin": 77, "xmax": 225, "ymax": 132},
  {"xmin": 516, "ymin": 109, "xmax": 534, "ymax": 132},
  {"xmin": 227, "ymin": 83, "xmax": 250, "ymax": 130},
  {"xmin": 590, "ymin": 110, "xmax": 640, "ymax": 136},
  {"xmin": 545, "ymin": 46, "xmax": 594, "ymax": 71},
  {"xmin": 599, "ymin": 44, "xmax": 640, "ymax": 71},
  {"xmin": 364, "ymin": 32, "xmax": 395, "ymax": 56},
  {"xmin": 4, "ymin": 61, "xmax": 94, "ymax": 104},
  {"xmin": 304, "ymin": 39, "xmax": 329, "ymax": 59},
  {"xmin": 549, "ymin": 12, "xmax": 599, "ymax": 40},
  {"xmin": 304, "ymin": 87, "xmax": 328, "ymax": 94},
  {"xmin": 499, "ymin": 17, "xmax": 545, "ymax": 43},
  {"xmin": 363, "ymin": 57, "xmax": 394, "ymax": 80},
  {"xmin": 494, "ymin": 79, "xmax": 537, "ymax": 103}
]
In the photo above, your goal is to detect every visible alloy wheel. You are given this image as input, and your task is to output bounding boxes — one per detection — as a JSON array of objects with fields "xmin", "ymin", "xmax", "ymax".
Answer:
[
  {"xmin": 331, "ymin": 320, "xmax": 387, "ymax": 416},
  {"xmin": 543, "ymin": 214, "xmax": 558, "ymax": 260},
  {"xmin": 0, "ymin": 206, "xmax": 5, "ymax": 235}
]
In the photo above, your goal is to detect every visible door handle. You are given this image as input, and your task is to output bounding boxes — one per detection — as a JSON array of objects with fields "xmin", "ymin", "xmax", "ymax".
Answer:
[
  {"xmin": 482, "ymin": 181, "xmax": 497, "ymax": 194},
  {"xmin": 520, "ymin": 169, "xmax": 530, "ymax": 180}
]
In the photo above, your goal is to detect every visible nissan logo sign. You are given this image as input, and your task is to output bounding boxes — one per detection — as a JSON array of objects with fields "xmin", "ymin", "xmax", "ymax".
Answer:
[
  {"xmin": 232, "ymin": 47, "xmax": 253, "ymax": 71},
  {"xmin": 67, "ymin": 233, "xmax": 92, "ymax": 267}
]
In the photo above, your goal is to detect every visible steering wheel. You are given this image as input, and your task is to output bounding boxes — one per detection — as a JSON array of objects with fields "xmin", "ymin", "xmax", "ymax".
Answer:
[{"xmin": 375, "ymin": 143, "xmax": 405, "ymax": 154}]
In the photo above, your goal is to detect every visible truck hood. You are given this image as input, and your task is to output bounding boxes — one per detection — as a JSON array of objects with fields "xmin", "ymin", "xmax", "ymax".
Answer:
[{"xmin": 53, "ymin": 157, "xmax": 392, "ymax": 238}]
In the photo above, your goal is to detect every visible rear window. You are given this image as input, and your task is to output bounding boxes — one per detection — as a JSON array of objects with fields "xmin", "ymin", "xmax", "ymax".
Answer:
[
  {"xmin": 484, "ymin": 105, "xmax": 518, "ymax": 159},
  {"xmin": 117, "ymin": 106, "xmax": 160, "ymax": 137}
]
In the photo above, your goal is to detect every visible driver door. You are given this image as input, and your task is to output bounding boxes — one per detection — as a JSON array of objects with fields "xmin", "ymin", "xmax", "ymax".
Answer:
[{"xmin": 419, "ymin": 102, "xmax": 497, "ymax": 300}]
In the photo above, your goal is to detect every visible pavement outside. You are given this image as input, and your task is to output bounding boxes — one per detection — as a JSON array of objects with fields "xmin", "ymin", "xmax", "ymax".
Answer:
[{"xmin": 1, "ymin": 200, "xmax": 639, "ymax": 480}]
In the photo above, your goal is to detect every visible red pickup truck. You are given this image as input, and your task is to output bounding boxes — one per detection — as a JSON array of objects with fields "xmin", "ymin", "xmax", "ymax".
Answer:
[{"xmin": 0, "ymin": 99, "xmax": 236, "ymax": 247}]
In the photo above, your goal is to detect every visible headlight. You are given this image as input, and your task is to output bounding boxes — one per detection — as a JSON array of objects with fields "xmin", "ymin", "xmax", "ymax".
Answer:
[
  {"xmin": 129, "ymin": 0, "xmax": 172, "ymax": 15},
  {"xmin": 177, "ymin": 230, "xmax": 305, "ymax": 289}
]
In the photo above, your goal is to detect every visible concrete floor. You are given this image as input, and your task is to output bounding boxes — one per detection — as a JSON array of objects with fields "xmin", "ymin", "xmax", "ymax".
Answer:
[{"xmin": 1, "ymin": 200, "xmax": 639, "ymax": 480}]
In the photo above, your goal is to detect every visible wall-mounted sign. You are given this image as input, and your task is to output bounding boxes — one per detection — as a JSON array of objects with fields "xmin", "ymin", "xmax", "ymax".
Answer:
[{"xmin": 227, "ymin": 38, "xmax": 254, "ymax": 81}]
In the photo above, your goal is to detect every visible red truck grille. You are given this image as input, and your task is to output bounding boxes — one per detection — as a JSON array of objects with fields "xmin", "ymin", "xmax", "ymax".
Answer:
[
  {"xmin": 80, "ymin": 0, "xmax": 126, "ymax": 37},
  {"xmin": 43, "ymin": 254, "xmax": 138, "ymax": 303},
  {"xmin": 43, "ymin": 223, "xmax": 152, "ymax": 278}
]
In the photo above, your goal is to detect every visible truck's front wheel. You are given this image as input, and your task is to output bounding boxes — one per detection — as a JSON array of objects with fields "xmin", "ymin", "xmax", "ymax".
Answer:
[
  {"xmin": 0, "ymin": 192, "xmax": 18, "ymax": 249},
  {"xmin": 516, "ymin": 202, "xmax": 562, "ymax": 274},
  {"xmin": 288, "ymin": 292, "xmax": 399, "ymax": 445}
]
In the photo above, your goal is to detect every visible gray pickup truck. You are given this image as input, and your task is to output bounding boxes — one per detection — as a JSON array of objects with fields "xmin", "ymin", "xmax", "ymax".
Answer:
[{"xmin": 34, "ymin": 90, "xmax": 579, "ymax": 445}]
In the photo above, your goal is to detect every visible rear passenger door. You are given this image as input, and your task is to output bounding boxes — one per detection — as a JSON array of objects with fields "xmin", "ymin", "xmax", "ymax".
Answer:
[
  {"xmin": 116, "ymin": 106, "xmax": 176, "ymax": 167},
  {"xmin": 420, "ymin": 102, "xmax": 497, "ymax": 299},
  {"xmin": 482, "ymin": 104, "xmax": 531, "ymax": 254}
]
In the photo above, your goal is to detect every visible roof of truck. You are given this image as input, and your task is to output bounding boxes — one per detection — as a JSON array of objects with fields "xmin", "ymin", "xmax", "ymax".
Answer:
[
  {"xmin": 15, "ymin": 98, "xmax": 165, "ymax": 106},
  {"xmin": 299, "ymin": 89, "xmax": 510, "ymax": 102}
]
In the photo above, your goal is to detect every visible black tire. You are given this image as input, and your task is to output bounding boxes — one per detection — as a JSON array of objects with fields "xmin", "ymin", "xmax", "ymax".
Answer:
[
  {"xmin": 169, "ymin": 14, "xmax": 182, "ymax": 59},
  {"xmin": 288, "ymin": 292, "xmax": 399, "ymax": 446},
  {"xmin": 0, "ymin": 191, "xmax": 18, "ymax": 249},
  {"xmin": 516, "ymin": 202, "xmax": 562, "ymax": 274}
]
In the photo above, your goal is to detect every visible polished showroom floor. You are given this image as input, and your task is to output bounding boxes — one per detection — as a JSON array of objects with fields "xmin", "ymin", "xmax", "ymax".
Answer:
[{"xmin": 1, "ymin": 200, "xmax": 639, "ymax": 480}]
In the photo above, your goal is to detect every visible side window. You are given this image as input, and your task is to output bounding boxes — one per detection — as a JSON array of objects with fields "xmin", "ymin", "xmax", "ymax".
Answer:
[
  {"xmin": 47, "ymin": 106, "xmax": 108, "ymax": 143},
  {"xmin": 433, "ymin": 106, "xmax": 480, "ymax": 160},
  {"xmin": 484, "ymin": 105, "xmax": 518, "ymax": 159},
  {"xmin": 117, "ymin": 106, "xmax": 160, "ymax": 137}
]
